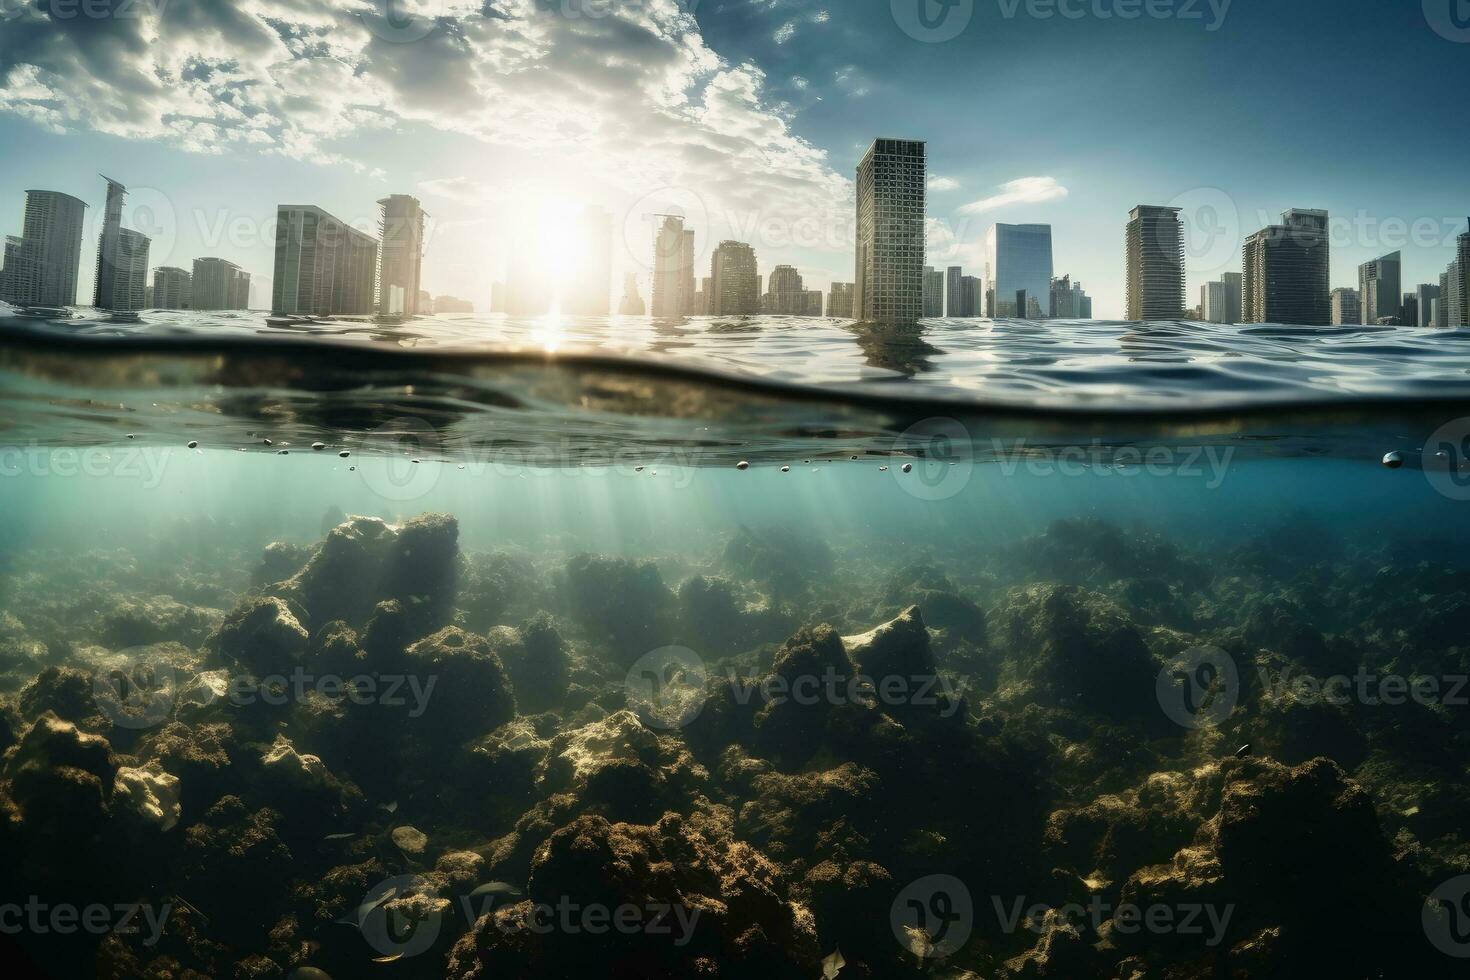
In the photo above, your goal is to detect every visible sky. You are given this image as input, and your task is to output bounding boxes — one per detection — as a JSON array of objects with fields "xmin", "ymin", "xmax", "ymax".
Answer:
[{"xmin": 0, "ymin": 0, "xmax": 1467, "ymax": 318}]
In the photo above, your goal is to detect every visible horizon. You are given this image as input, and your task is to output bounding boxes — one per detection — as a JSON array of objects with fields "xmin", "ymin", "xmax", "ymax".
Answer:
[{"xmin": 1, "ymin": 1, "xmax": 1467, "ymax": 318}]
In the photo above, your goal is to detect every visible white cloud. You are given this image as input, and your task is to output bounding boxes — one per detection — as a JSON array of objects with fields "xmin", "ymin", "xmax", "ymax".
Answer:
[
  {"xmin": 958, "ymin": 176, "xmax": 1069, "ymax": 214},
  {"xmin": 0, "ymin": 0, "xmax": 850, "ymax": 248},
  {"xmin": 927, "ymin": 175, "xmax": 959, "ymax": 192}
]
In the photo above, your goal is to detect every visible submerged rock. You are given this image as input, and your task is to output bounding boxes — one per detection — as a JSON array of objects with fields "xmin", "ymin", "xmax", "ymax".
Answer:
[
  {"xmin": 3, "ymin": 712, "xmax": 118, "ymax": 836},
  {"xmin": 113, "ymin": 763, "xmax": 182, "ymax": 832},
  {"xmin": 561, "ymin": 555, "xmax": 674, "ymax": 663},
  {"xmin": 211, "ymin": 596, "xmax": 309, "ymax": 677},
  {"xmin": 403, "ymin": 627, "xmax": 516, "ymax": 744}
]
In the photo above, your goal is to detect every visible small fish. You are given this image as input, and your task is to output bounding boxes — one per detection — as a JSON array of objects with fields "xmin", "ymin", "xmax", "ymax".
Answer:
[
  {"xmin": 323, "ymin": 832, "xmax": 357, "ymax": 841},
  {"xmin": 821, "ymin": 948, "xmax": 846, "ymax": 979},
  {"xmin": 372, "ymin": 953, "xmax": 404, "ymax": 964},
  {"xmin": 467, "ymin": 881, "xmax": 522, "ymax": 899},
  {"xmin": 1234, "ymin": 743, "xmax": 1252, "ymax": 758}
]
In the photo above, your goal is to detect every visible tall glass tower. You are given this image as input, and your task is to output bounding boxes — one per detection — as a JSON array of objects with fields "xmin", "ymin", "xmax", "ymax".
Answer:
[{"xmin": 988, "ymin": 223, "xmax": 1054, "ymax": 318}]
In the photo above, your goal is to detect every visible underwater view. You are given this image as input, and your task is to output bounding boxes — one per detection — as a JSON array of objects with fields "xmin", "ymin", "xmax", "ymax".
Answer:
[{"xmin": 2, "ymin": 310, "xmax": 1470, "ymax": 978}]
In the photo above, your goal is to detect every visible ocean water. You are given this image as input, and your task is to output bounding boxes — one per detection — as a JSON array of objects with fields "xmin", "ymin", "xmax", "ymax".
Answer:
[{"xmin": 2, "ymin": 309, "xmax": 1470, "ymax": 978}]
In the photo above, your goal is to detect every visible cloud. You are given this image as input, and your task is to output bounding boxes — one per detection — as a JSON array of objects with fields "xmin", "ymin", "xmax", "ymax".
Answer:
[
  {"xmin": 927, "ymin": 175, "xmax": 959, "ymax": 192},
  {"xmin": 0, "ymin": 0, "xmax": 850, "ymax": 247},
  {"xmin": 958, "ymin": 177, "xmax": 1069, "ymax": 214}
]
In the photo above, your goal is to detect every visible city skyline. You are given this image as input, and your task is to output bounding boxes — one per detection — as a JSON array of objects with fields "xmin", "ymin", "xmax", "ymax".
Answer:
[{"xmin": 1, "ymin": 3, "xmax": 1465, "ymax": 319}]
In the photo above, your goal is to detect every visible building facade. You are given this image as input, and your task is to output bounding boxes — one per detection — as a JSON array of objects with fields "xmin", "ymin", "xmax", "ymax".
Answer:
[
  {"xmin": 828, "ymin": 281, "xmax": 854, "ymax": 318},
  {"xmin": 272, "ymin": 205, "xmax": 379, "ymax": 316},
  {"xmin": 854, "ymin": 138, "xmax": 926, "ymax": 325},
  {"xmin": 1358, "ymin": 251, "xmax": 1403, "ymax": 324},
  {"xmin": 709, "ymin": 240, "xmax": 760, "ymax": 316},
  {"xmin": 990, "ymin": 223, "xmax": 1054, "ymax": 318},
  {"xmin": 651, "ymin": 216, "xmax": 695, "ymax": 317},
  {"xmin": 6, "ymin": 190, "xmax": 87, "ymax": 307},
  {"xmin": 921, "ymin": 266, "xmax": 943, "ymax": 317},
  {"xmin": 767, "ymin": 264, "xmax": 806, "ymax": 315},
  {"xmin": 93, "ymin": 177, "xmax": 128, "ymax": 310},
  {"xmin": 378, "ymin": 194, "xmax": 427, "ymax": 316},
  {"xmin": 1330, "ymin": 287, "xmax": 1361, "ymax": 326},
  {"xmin": 1241, "ymin": 209, "xmax": 1330, "ymax": 325},
  {"xmin": 193, "ymin": 257, "xmax": 250, "ymax": 310},
  {"xmin": 1124, "ymin": 205, "xmax": 1184, "ymax": 321},
  {"xmin": 152, "ymin": 266, "xmax": 192, "ymax": 309},
  {"xmin": 1416, "ymin": 283, "xmax": 1441, "ymax": 328}
]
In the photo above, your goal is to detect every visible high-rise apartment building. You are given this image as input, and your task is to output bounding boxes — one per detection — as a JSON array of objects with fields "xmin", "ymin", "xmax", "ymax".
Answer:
[
  {"xmin": 1051, "ymin": 275, "xmax": 1092, "ymax": 319},
  {"xmin": 1441, "ymin": 223, "xmax": 1470, "ymax": 328},
  {"xmin": 1358, "ymin": 251, "xmax": 1403, "ymax": 324},
  {"xmin": 152, "ymin": 266, "xmax": 191, "ymax": 310},
  {"xmin": 91, "ymin": 177, "xmax": 144, "ymax": 310},
  {"xmin": 768, "ymin": 264, "xmax": 806, "ymax": 315},
  {"xmin": 1330, "ymin": 287, "xmax": 1360, "ymax": 326},
  {"xmin": 193, "ymin": 257, "xmax": 250, "ymax": 310},
  {"xmin": 990, "ymin": 223, "xmax": 1054, "ymax": 318},
  {"xmin": 6, "ymin": 190, "xmax": 87, "ymax": 307},
  {"xmin": 108, "ymin": 228, "xmax": 151, "ymax": 312},
  {"xmin": 944, "ymin": 265, "xmax": 969, "ymax": 316},
  {"xmin": 709, "ymin": 240, "xmax": 760, "ymax": 316},
  {"xmin": 1416, "ymin": 283, "xmax": 1441, "ymax": 328},
  {"xmin": 272, "ymin": 205, "xmax": 379, "ymax": 316},
  {"xmin": 651, "ymin": 216, "xmax": 695, "ymax": 317},
  {"xmin": 854, "ymin": 138, "xmax": 925, "ymax": 324},
  {"xmin": 1241, "ymin": 209, "xmax": 1330, "ymax": 325},
  {"xmin": 1124, "ymin": 206, "xmax": 1184, "ymax": 321},
  {"xmin": 378, "ymin": 194, "xmax": 427, "ymax": 316},
  {"xmin": 921, "ymin": 266, "xmax": 943, "ymax": 317},
  {"xmin": 828, "ymin": 282, "xmax": 854, "ymax": 318},
  {"xmin": 1200, "ymin": 272, "xmax": 1242, "ymax": 324},
  {"xmin": 617, "ymin": 273, "xmax": 646, "ymax": 316}
]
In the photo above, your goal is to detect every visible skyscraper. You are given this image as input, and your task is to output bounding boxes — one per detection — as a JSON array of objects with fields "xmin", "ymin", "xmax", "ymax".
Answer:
[
  {"xmin": 1052, "ymin": 275, "xmax": 1091, "ymax": 319},
  {"xmin": 989, "ymin": 223, "xmax": 1054, "ymax": 318},
  {"xmin": 1442, "ymin": 222, "xmax": 1470, "ymax": 328},
  {"xmin": 109, "ymin": 229, "xmax": 151, "ymax": 312},
  {"xmin": 944, "ymin": 265, "xmax": 969, "ymax": 316},
  {"xmin": 709, "ymin": 240, "xmax": 760, "ymax": 316},
  {"xmin": 921, "ymin": 266, "xmax": 943, "ymax": 317},
  {"xmin": 272, "ymin": 205, "xmax": 379, "ymax": 316},
  {"xmin": 1401, "ymin": 293, "xmax": 1419, "ymax": 328},
  {"xmin": 767, "ymin": 264, "xmax": 806, "ymax": 315},
  {"xmin": 650, "ymin": 215, "xmax": 694, "ymax": 318},
  {"xmin": 959, "ymin": 275, "xmax": 981, "ymax": 317},
  {"xmin": 0, "ymin": 236, "xmax": 20, "ymax": 303},
  {"xmin": 1416, "ymin": 283, "xmax": 1441, "ymax": 328},
  {"xmin": 193, "ymin": 257, "xmax": 250, "ymax": 310},
  {"xmin": 7, "ymin": 190, "xmax": 87, "ymax": 307},
  {"xmin": 617, "ymin": 273, "xmax": 646, "ymax": 316},
  {"xmin": 828, "ymin": 282, "xmax": 854, "ymax": 319},
  {"xmin": 854, "ymin": 138, "xmax": 925, "ymax": 325},
  {"xmin": 1241, "ymin": 209, "xmax": 1330, "ymax": 325},
  {"xmin": 1200, "ymin": 273, "xmax": 1241, "ymax": 324},
  {"xmin": 1330, "ymin": 287, "xmax": 1360, "ymax": 326},
  {"xmin": 1124, "ymin": 206, "xmax": 1184, "ymax": 321},
  {"xmin": 1358, "ymin": 251, "xmax": 1402, "ymax": 324},
  {"xmin": 152, "ymin": 266, "xmax": 191, "ymax": 309},
  {"xmin": 92, "ymin": 176, "xmax": 128, "ymax": 310},
  {"xmin": 378, "ymin": 194, "xmax": 427, "ymax": 316}
]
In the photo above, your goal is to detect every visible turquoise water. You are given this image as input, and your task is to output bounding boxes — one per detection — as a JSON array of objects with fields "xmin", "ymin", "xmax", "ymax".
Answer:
[{"xmin": 2, "ymin": 310, "xmax": 1470, "ymax": 978}]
